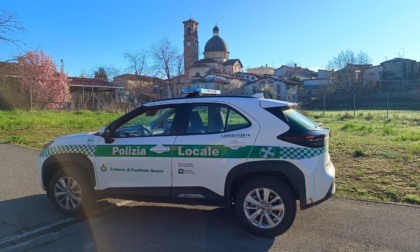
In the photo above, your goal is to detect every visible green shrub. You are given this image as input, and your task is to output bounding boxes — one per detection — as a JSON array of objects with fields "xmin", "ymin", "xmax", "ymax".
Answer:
[
  {"xmin": 364, "ymin": 112, "xmax": 374, "ymax": 120},
  {"xmin": 9, "ymin": 135, "xmax": 27, "ymax": 144},
  {"xmin": 382, "ymin": 125, "xmax": 396, "ymax": 135},
  {"xmin": 339, "ymin": 112, "xmax": 354, "ymax": 120},
  {"xmin": 403, "ymin": 194, "xmax": 420, "ymax": 205},
  {"xmin": 341, "ymin": 123, "xmax": 356, "ymax": 131},
  {"xmin": 353, "ymin": 148, "xmax": 366, "ymax": 157},
  {"xmin": 396, "ymin": 132, "xmax": 420, "ymax": 141}
]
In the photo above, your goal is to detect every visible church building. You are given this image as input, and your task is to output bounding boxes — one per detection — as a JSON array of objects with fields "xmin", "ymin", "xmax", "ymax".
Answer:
[{"xmin": 183, "ymin": 18, "xmax": 243, "ymax": 92}]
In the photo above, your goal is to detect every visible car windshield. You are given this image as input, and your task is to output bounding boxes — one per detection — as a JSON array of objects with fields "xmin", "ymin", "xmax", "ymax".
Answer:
[{"xmin": 115, "ymin": 107, "xmax": 177, "ymax": 137}]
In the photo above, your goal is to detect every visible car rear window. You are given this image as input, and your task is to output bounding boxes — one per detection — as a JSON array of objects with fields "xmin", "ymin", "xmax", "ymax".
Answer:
[
  {"xmin": 265, "ymin": 107, "xmax": 318, "ymax": 131},
  {"xmin": 282, "ymin": 108, "xmax": 318, "ymax": 130}
]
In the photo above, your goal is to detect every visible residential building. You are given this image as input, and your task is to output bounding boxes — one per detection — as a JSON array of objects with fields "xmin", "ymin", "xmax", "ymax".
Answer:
[
  {"xmin": 275, "ymin": 64, "xmax": 316, "ymax": 81},
  {"xmin": 363, "ymin": 65, "xmax": 383, "ymax": 86},
  {"xmin": 113, "ymin": 74, "xmax": 166, "ymax": 102},
  {"xmin": 0, "ymin": 62, "xmax": 23, "ymax": 109},
  {"xmin": 303, "ymin": 69, "xmax": 334, "ymax": 87},
  {"xmin": 381, "ymin": 58, "xmax": 418, "ymax": 80},
  {"xmin": 246, "ymin": 66, "xmax": 275, "ymax": 76},
  {"xmin": 332, "ymin": 63, "xmax": 372, "ymax": 91},
  {"xmin": 69, "ymin": 77, "xmax": 124, "ymax": 110},
  {"xmin": 243, "ymin": 75, "xmax": 299, "ymax": 101}
]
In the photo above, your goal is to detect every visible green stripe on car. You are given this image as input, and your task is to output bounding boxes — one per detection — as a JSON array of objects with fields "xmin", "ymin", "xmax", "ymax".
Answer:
[{"xmin": 41, "ymin": 144, "xmax": 325, "ymax": 160}]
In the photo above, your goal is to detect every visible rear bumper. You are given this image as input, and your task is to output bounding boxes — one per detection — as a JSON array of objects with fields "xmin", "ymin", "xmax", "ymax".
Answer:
[{"xmin": 300, "ymin": 181, "xmax": 335, "ymax": 210}]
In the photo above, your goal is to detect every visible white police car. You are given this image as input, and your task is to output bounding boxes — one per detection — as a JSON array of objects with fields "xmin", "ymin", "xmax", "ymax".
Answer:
[{"xmin": 38, "ymin": 88, "xmax": 335, "ymax": 237}]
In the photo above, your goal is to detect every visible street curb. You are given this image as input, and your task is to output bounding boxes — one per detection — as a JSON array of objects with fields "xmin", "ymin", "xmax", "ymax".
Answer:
[{"xmin": 332, "ymin": 196, "xmax": 420, "ymax": 209}]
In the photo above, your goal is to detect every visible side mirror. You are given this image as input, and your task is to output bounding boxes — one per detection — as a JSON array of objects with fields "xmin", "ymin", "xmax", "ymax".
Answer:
[
  {"xmin": 99, "ymin": 126, "xmax": 107, "ymax": 136},
  {"xmin": 101, "ymin": 126, "xmax": 115, "ymax": 144}
]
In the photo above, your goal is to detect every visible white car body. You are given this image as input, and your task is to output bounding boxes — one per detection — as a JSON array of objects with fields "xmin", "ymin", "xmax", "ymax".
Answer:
[{"xmin": 38, "ymin": 91, "xmax": 335, "ymax": 237}]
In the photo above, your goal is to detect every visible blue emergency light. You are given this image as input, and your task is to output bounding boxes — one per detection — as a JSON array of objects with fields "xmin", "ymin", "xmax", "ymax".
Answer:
[{"xmin": 181, "ymin": 88, "xmax": 221, "ymax": 97}]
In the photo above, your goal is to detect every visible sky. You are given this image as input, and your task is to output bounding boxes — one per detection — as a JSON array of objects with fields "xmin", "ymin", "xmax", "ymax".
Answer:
[{"xmin": 1, "ymin": 0, "xmax": 420, "ymax": 77}]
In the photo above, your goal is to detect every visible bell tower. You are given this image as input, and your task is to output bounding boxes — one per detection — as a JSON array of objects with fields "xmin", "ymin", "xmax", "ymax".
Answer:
[{"xmin": 183, "ymin": 18, "xmax": 199, "ymax": 77}]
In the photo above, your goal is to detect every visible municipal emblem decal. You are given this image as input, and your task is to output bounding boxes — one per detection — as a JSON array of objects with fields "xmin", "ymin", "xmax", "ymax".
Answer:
[
  {"xmin": 101, "ymin": 164, "xmax": 107, "ymax": 172},
  {"xmin": 260, "ymin": 146, "xmax": 275, "ymax": 159}
]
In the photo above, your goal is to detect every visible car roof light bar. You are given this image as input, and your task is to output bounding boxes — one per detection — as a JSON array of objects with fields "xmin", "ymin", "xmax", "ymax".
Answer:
[{"xmin": 181, "ymin": 88, "xmax": 221, "ymax": 97}]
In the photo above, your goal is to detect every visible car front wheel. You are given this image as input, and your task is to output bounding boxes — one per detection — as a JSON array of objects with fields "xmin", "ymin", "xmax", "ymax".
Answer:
[
  {"xmin": 234, "ymin": 177, "xmax": 296, "ymax": 237},
  {"xmin": 48, "ymin": 170, "xmax": 93, "ymax": 216}
]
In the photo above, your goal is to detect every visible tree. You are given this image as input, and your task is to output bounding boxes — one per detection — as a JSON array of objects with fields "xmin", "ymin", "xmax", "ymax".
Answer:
[
  {"xmin": 0, "ymin": 9, "xmax": 25, "ymax": 48},
  {"xmin": 94, "ymin": 67, "xmax": 108, "ymax": 81},
  {"xmin": 327, "ymin": 49, "xmax": 372, "ymax": 91},
  {"xmin": 326, "ymin": 49, "xmax": 372, "ymax": 70},
  {"xmin": 123, "ymin": 50, "xmax": 152, "ymax": 101},
  {"xmin": 326, "ymin": 49, "xmax": 373, "ymax": 108},
  {"xmin": 18, "ymin": 50, "xmax": 70, "ymax": 109},
  {"xmin": 90, "ymin": 65, "xmax": 120, "ymax": 81},
  {"xmin": 124, "ymin": 49, "xmax": 149, "ymax": 75},
  {"xmin": 151, "ymin": 38, "xmax": 184, "ymax": 98},
  {"xmin": 100, "ymin": 64, "xmax": 120, "ymax": 80}
]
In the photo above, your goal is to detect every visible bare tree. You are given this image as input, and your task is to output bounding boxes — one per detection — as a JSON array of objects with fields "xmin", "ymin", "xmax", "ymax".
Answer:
[
  {"xmin": 172, "ymin": 51, "xmax": 186, "ymax": 97},
  {"xmin": 325, "ymin": 49, "xmax": 373, "ymax": 109},
  {"xmin": 124, "ymin": 50, "xmax": 149, "ymax": 75},
  {"xmin": 151, "ymin": 38, "xmax": 184, "ymax": 98},
  {"xmin": 0, "ymin": 10, "xmax": 25, "ymax": 47},
  {"xmin": 355, "ymin": 50, "xmax": 372, "ymax": 65},
  {"xmin": 326, "ymin": 49, "xmax": 372, "ymax": 70},
  {"xmin": 101, "ymin": 64, "xmax": 121, "ymax": 80},
  {"xmin": 123, "ymin": 50, "xmax": 153, "ymax": 101}
]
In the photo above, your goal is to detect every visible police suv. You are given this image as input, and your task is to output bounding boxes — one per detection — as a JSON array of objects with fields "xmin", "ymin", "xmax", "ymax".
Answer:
[{"xmin": 38, "ymin": 88, "xmax": 335, "ymax": 237}]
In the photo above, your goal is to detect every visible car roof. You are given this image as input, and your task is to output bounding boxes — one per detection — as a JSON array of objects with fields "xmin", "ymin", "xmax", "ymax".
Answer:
[{"xmin": 143, "ymin": 95, "xmax": 296, "ymax": 108}]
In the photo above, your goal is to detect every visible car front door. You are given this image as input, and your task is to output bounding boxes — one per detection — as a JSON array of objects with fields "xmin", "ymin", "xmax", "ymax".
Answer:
[
  {"xmin": 94, "ymin": 106, "xmax": 178, "ymax": 196},
  {"xmin": 171, "ymin": 103, "xmax": 259, "ymax": 198}
]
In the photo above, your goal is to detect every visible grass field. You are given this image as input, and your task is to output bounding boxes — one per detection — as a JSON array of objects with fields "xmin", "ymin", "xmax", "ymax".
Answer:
[
  {"xmin": 304, "ymin": 110, "xmax": 420, "ymax": 205},
  {"xmin": 1, "ymin": 109, "xmax": 419, "ymax": 205}
]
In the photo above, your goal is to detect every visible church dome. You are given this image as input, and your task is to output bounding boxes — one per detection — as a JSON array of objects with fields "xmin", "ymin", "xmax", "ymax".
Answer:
[{"xmin": 204, "ymin": 26, "xmax": 228, "ymax": 53}]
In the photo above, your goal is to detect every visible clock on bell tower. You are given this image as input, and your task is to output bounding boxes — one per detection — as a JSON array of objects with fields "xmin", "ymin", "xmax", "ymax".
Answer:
[{"xmin": 183, "ymin": 18, "xmax": 199, "ymax": 76}]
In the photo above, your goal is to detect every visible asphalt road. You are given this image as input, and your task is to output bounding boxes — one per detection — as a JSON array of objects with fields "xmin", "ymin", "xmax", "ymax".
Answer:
[{"xmin": 1, "ymin": 144, "xmax": 420, "ymax": 251}]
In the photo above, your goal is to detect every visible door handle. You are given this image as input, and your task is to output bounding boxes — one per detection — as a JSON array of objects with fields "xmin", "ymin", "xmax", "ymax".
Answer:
[{"xmin": 150, "ymin": 144, "xmax": 170, "ymax": 154}]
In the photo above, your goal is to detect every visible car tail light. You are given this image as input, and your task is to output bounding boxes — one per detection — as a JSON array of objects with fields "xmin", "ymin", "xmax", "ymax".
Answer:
[{"xmin": 278, "ymin": 133, "xmax": 329, "ymax": 148}]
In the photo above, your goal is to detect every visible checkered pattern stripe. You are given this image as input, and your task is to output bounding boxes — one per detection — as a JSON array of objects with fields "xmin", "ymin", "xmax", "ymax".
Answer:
[
  {"xmin": 279, "ymin": 147, "xmax": 325, "ymax": 160},
  {"xmin": 40, "ymin": 145, "xmax": 95, "ymax": 158}
]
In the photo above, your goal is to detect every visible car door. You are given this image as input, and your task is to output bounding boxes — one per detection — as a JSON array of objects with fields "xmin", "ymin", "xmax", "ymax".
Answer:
[
  {"xmin": 171, "ymin": 103, "xmax": 259, "ymax": 198},
  {"xmin": 94, "ymin": 105, "xmax": 178, "ymax": 196}
]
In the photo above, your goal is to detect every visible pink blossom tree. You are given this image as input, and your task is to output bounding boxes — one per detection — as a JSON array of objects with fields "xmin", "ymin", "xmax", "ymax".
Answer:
[{"xmin": 18, "ymin": 50, "xmax": 70, "ymax": 109}]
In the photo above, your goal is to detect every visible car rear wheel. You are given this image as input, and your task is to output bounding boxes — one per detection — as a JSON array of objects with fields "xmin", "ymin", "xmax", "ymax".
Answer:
[
  {"xmin": 49, "ymin": 170, "xmax": 93, "ymax": 216},
  {"xmin": 234, "ymin": 177, "xmax": 296, "ymax": 237}
]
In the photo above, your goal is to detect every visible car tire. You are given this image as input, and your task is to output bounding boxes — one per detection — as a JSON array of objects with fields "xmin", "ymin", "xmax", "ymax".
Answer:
[
  {"xmin": 48, "ymin": 169, "xmax": 93, "ymax": 217},
  {"xmin": 234, "ymin": 177, "xmax": 296, "ymax": 237}
]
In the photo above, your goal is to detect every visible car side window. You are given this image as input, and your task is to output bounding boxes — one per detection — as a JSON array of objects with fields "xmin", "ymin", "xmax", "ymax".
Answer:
[
  {"xmin": 186, "ymin": 104, "xmax": 250, "ymax": 135},
  {"xmin": 114, "ymin": 107, "xmax": 177, "ymax": 138},
  {"xmin": 226, "ymin": 109, "xmax": 251, "ymax": 131}
]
